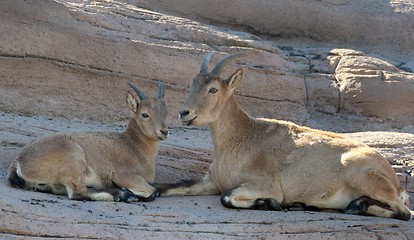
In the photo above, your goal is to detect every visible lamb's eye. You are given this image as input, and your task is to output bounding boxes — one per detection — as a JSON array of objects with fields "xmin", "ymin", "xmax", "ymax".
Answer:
[
  {"xmin": 141, "ymin": 113, "xmax": 149, "ymax": 118},
  {"xmin": 209, "ymin": 88, "xmax": 218, "ymax": 94}
]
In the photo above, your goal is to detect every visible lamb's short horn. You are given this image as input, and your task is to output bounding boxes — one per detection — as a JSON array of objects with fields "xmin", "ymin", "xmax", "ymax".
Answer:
[{"xmin": 128, "ymin": 82, "xmax": 147, "ymax": 100}]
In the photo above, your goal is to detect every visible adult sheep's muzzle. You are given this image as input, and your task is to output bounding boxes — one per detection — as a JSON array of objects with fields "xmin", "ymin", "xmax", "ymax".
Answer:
[{"xmin": 179, "ymin": 109, "xmax": 197, "ymax": 126}]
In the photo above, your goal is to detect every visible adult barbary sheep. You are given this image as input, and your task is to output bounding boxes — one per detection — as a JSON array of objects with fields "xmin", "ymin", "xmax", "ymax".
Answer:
[
  {"xmin": 156, "ymin": 52, "xmax": 411, "ymax": 221},
  {"xmin": 8, "ymin": 82, "xmax": 168, "ymax": 202}
]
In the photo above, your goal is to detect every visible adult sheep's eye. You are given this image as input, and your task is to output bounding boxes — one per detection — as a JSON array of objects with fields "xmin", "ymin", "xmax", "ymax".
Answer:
[
  {"xmin": 141, "ymin": 113, "xmax": 149, "ymax": 118},
  {"xmin": 209, "ymin": 88, "xmax": 218, "ymax": 94}
]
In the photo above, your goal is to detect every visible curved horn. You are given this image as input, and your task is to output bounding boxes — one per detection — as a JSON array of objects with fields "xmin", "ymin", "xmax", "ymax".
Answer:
[
  {"xmin": 211, "ymin": 52, "xmax": 244, "ymax": 76},
  {"xmin": 199, "ymin": 52, "xmax": 213, "ymax": 74},
  {"xmin": 157, "ymin": 81, "xmax": 164, "ymax": 99},
  {"xmin": 128, "ymin": 82, "xmax": 147, "ymax": 100}
]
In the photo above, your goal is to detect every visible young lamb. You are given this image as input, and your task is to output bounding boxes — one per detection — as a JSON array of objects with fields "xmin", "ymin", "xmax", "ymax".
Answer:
[{"xmin": 8, "ymin": 82, "xmax": 168, "ymax": 202}]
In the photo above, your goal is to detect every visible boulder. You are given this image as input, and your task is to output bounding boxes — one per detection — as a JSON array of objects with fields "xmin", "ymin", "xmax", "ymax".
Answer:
[{"xmin": 329, "ymin": 49, "xmax": 414, "ymax": 125}]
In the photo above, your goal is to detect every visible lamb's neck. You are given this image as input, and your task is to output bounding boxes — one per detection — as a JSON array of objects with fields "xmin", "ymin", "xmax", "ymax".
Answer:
[{"xmin": 123, "ymin": 119, "xmax": 159, "ymax": 159}]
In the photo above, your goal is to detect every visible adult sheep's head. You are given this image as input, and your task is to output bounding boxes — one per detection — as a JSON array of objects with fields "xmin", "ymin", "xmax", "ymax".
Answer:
[{"xmin": 179, "ymin": 52, "xmax": 244, "ymax": 126}]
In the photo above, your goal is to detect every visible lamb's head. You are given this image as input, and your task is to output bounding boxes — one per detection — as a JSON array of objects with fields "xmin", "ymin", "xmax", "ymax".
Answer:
[
  {"xmin": 127, "ymin": 82, "xmax": 168, "ymax": 140},
  {"xmin": 179, "ymin": 52, "xmax": 244, "ymax": 126}
]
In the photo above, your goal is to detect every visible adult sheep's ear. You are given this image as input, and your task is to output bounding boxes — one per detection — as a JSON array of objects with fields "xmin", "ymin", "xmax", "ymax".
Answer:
[
  {"xmin": 126, "ymin": 91, "xmax": 139, "ymax": 113},
  {"xmin": 225, "ymin": 68, "xmax": 243, "ymax": 90}
]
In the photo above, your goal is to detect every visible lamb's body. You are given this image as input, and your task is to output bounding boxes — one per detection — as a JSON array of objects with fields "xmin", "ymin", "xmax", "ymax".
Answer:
[
  {"xmin": 157, "ymin": 52, "xmax": 411, "ymax": 221},
  {"xmin": 8, "ymin": 82, "xmax": 168, "ymax": 202}
]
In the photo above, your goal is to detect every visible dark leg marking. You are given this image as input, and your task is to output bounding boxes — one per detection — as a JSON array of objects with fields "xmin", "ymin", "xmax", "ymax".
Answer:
[
  {"xmin": 345, "ymin": 196, "xmax": 411, "ymax": 221},
  {"xmin": 220, "ymin": 189, "xmax": 282, "ymax": 211},
  {"xmin": 153, "ymin": 179, "xmax": 200, "ymax": 195},
  {"xmin": 345, "ymin": 196, "xmax": 392, "ymax": 216}
]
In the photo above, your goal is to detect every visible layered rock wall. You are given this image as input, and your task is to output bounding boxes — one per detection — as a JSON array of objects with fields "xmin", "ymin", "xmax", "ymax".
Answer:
[{"xmin": 1, "ymin": 0, "xmax": 413, "ymax": 130}]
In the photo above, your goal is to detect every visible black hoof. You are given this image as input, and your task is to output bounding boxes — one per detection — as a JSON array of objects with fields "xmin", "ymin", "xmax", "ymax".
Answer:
[
  {"xmin": 121, "ymin": 191, "xmax": 139, "ymax": 203},
  {"xmin": 220, "ymin": 190, "xmax": 282, "ymax": 211},
  {"xmin": 344, "ymin": 200, "xmax": 369, "ymax": 215},
  {"xmin": 283, "ymin": 202, "xmax": 310, "ymax": 211},
  {"xmin": 220, "ymin": 195, "xmax": 234, "ymax": 209},
  {"xmin": 113, "ymin": 188, "xmax": 157, "ymax": 203},
  {"xmin": 220, "ymin": 189, "xmax": 237, "ymax": 209},
  {"xmin": 344, "ymin": 196, "xmax": 371, "ymax": 215},
  {"xmin": 254, "ymin": 198, "xmax": 282, "ymax": 211},
  {"xmin": 344, "ymin": 196, "xmax": 393, "ymax": 216},
  {"xmin": 35, "ymin": 184, "xmax": 53, "ymax": 193},
  {"xmin": 106, "ymin": 188, "xmax": 138, "ymax": 203},
  {"xmin": 137, "ymin": 191, "xmax": 157, "ymax": 202}
]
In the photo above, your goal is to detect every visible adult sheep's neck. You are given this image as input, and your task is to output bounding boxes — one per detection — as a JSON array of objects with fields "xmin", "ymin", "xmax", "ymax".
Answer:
[
  {"xmin": 123, "ymin": 119, "xmax": 159, "ymax": 160},
  {"xmin": 208, "ymin": 94, "xmax": 253, "ymax": 153}
]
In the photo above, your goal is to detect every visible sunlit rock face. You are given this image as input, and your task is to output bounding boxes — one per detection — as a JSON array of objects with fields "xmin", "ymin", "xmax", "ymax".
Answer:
[{"xmin": 1, "ymin": 0, "xmax": 413, "ymax": 130}]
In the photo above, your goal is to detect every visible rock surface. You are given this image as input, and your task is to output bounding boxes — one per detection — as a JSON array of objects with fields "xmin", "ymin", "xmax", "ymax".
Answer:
[
  {"xmin": 1, "ymin": 113, "xmax": 414, "ymax": 239},
  {"xmin": 1, "ymin": 0, "xmax": 414, "ymax": 239},
  {"xmin": 135, "ymin": 0, "xmax": 414, "ymax": 62},
  {"xmin": 329, "ymin": 49, "xmax": 414, "ymax": 125}
]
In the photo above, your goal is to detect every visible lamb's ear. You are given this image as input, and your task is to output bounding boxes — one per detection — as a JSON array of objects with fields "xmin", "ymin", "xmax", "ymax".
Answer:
[
  {"xmin": 225, "ymin": 68, "xmax": 243, "ymax": 90},
  {"xmin": 126, "ymin": 91, "xmax": 139, "ymax": 113}
]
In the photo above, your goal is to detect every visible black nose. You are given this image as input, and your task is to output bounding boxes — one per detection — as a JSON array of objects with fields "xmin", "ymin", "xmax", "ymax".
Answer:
[
  {"xmin": 180, "ymin": 110, "xmax": 190, "ymax": 118},
  {"xmin": 160, "ymin": 129, "xmax": 169, "ymax": 136}
]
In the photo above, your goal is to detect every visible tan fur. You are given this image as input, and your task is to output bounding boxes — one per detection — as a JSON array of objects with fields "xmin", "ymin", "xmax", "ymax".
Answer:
[
  {"xmin": 160, "ymin": 53, "xmax": 411, "ymax": 220},
  {"xmin": 7, "ymin": 84, "xmax": 168, "ymax": 201}
]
